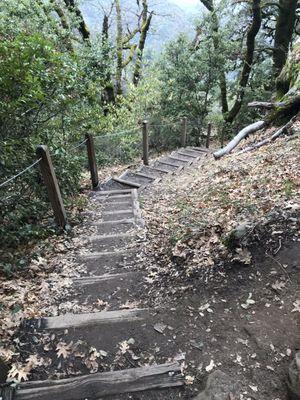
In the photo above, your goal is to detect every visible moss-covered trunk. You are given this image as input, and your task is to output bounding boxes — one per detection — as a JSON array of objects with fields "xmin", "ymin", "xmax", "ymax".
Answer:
[
  {"xmin": 273, "ymin": 0, "xmax": 298, "ymax": 79},
  {"xmin": 269, "ymin": 43, "xmax": 300, "ymax": 123}
]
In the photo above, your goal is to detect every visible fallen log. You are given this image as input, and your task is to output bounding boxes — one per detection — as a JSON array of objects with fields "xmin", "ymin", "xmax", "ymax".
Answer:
[
  {"xmin": 236, "ymin": 115, "xmax": 297, "ymax": 154},
  {"xmin": 248, "ymin": 101, "xmax": 277, "ymax": 109},
  {"xmin": 213, "ymin": 120, "xmax": 266, "ymax": 159}
]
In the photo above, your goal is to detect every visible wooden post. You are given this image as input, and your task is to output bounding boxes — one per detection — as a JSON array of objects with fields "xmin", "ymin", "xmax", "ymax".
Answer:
[
  {"xmin": 181, "ymin": 117, "xmax": 187, "ymax": 147},
  {"xmin": 206, "ymin": 123, "xmax": 212, "ymax": 148},
  {"xmin": 36, "ymin": 145, "xmax": 67, "ymax": 229},
  {"xmin": 86, "ymin": 134, "xmax": 99, "ymax": 189},
  {"xmin": 142, "ymin": 121, "xmax": 149, "ymax": 166}
]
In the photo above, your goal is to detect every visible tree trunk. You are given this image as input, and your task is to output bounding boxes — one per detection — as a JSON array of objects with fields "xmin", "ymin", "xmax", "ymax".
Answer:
[
  {"xmin": 63, "ymin": 0, "xmax": 90, "ymax": 42},
  {"xmin": 102, "ymin": 14, "xmax": 115, "ymax": 105},
  {"xmin": 273, "ymin": 0, "xmax": 298, "ymax": 80},
  {"xmin": 133, "ymin": 1, "xmax": 153, "ymax": 86},
  {"xmin": 225, "ymin": 0, "xmax": 262, "ymax": 124},
  {"xmin": 199, "ymin": 0, "xmax": 229, "ymax": 114},
  {"xmin": 115, "ymin": 0, "xmax": 123, "ymax": 95}
]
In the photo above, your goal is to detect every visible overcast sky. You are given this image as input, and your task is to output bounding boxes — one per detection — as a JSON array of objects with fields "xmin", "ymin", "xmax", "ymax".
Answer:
[{"xmin": 169, "ymin": 0, "xmax": 199, "ymax": 8}]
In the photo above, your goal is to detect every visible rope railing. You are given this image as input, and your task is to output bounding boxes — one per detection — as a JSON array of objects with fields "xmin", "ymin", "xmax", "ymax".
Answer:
[
  {"xmin": 93, "ymin": 127, "xmax": 140, "ymax": 140},
  {"xmin": 0, "ymin": 158, "xmax": 41, "ymax": 189},
  {"xmin": 1, "ymin": 117, "xmax": 211, "ymax": 229}
]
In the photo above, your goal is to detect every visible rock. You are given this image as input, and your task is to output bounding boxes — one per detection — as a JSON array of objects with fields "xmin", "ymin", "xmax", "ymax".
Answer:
[
  {"xmin": 233, "ymin": 222, "xmax": 252, "ymax": 240},
  {"xmin": 193, "ymin": 370, "xmax": 239, "ymax": 400},
  {"xmin": 288, "ymin": 352, "xmax": 300, "ymax": 400}
]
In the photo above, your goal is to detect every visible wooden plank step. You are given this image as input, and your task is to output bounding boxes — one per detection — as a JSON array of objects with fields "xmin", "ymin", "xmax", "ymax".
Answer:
[
  {"xmin": 40, "ymin": 308, "xmax": 147, "ymax": 330},
  {"xmin": 15, "ymin": 363, "xmax": 183, "ymax": 400},
  {"xmin": 133, "ymin": 171, "xmax": 158, "ymax": 181},
  {"xmin": 73, "ymin": 272, "xmax": 135, "ymax": 286},
  {"xmin": 86, "ymin": 232, "xmax": 135, "ymax": 243},
  {"xmin": 176, "ymin": 150, "xmax": 199, "ymax": 159},
  {"xmin": 179, "ymin": 148, "xmax": 204, "ymax": 156},
  {"xmin": 98, "ymin": 194, "xmax": 132, "ymax": 201},
  {"xmin": 81, "ymin": 249, "xmax": 134, "ymax": 260},
  {"xmin": 113, "ymin": 177, "xmax": 141, "ymax": 189},
  {"xmin": 119, "ymin": 171, "xmax": 156, "ymax": 186},
  {"xmin": 191, "ymin": 147, "xmax": 210, "ymax": 153},
  {"xmin": 168, "ymin": 155, "xmax": 192, "ymax": 164},
  {"xmin": 90, "ymin": 218, "xmax": 135, "ymax": 226},
  {"xmin": 99, "ymin": 189, "xmax": 133, "ymax": 195},
  {"xmin": 156, "ymin": 160, "xmax": 183, "ymax": 169},
  {"xmin": 141, "ymin": 165, "xmax": 170, "ymax": 174},
  {"xmin": 102, "ymin": 201, "xmax": 132, "ymax": 212},
  {"xmin": 102, "ymin": 209, "xmax": 133, "ymax": 216}
]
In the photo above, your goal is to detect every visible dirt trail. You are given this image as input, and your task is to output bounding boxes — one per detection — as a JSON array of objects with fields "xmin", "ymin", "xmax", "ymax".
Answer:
[{"xmin": 3, "ymin": 142, "xmax": 299, "ymax": 400}]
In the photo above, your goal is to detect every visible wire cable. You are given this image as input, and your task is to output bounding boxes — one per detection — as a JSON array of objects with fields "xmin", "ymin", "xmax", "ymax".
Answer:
[
  {"xmin": 0, "ymin": 158, "xmax": 41, "ymax": 189},
  {"xmin": 93, "ymin": 127, "xmax": 141, "ymax": 140}
]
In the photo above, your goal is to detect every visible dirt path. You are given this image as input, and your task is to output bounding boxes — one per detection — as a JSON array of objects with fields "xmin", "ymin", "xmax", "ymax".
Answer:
[
  {"xmin": 6, "ymin": 147, "xmax": 208, "ymax": 400},
  {"xmin": 5, "ymin": 144, "xmax": 299, "ymax": 400}
]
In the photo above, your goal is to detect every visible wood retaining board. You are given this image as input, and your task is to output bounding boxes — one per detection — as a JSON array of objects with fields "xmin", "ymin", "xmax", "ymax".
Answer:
[
  {"xmin": 15, "ymin": 363, "xmax": 183, "ymax": 400},
  {"xmin": 40, "ymin": 308, "xmax": 147, "ymax": 330}
]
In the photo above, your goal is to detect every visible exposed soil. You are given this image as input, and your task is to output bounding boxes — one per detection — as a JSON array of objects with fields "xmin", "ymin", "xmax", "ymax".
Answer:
[{"xmin": 1, "ymin": 138, "xmax": 299, "ymax": 400}]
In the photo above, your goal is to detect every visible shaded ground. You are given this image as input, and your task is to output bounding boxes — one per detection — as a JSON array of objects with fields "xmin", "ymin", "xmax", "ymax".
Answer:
[{"xmin": 1, "ymin": 131, "xmax": 299, "ymax": 400}]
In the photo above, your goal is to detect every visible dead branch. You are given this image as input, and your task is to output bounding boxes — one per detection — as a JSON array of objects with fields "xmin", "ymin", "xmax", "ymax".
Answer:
[
  {"xmin": 213, "ymin": 120, "xmax": 266, "ymax": 159},
  {"xmin": 235, "ymin": 115, "xmax": 297, "ymax": 154}
]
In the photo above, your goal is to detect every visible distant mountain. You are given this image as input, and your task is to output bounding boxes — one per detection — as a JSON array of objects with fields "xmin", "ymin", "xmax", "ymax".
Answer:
[{"xmin": 81, "ymin": 0, "xmax": 198, "ymax": 52}]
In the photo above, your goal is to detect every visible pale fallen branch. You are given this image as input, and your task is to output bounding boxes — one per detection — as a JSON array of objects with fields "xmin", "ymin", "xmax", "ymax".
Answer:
[
  {"xmin": 248, "ymin": 101, "xmax": 275, "ymax": 109},
  {"xmin": 235, "ymin": 116, "xmax": 297, "ymax": 155},
  {"xmin": 213, "ymin": 121, "xmax": 266, "ymax": 159},
  {"xmin": 248, "ymin": 101, "xmax": 285, "ymax": 109}
]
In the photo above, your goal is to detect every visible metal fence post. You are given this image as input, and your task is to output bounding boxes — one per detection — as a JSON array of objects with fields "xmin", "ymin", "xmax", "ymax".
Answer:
[
  {"xmin": 36, "ymin": 145, "xmax": 67, "ymax": 228},
  {"xmin": 86, "ymin": 134, "xmax": 99, "ymax": 189},
  {"xmin": 181, "ymin": 117, "xmax": 187, "ymax": 147},
  {"xmin": 142, "ymin": 121, "xmax": 149, "ymax": 166}
]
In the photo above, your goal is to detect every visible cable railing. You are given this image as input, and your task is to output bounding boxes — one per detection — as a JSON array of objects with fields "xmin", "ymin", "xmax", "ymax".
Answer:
[{"xmin": 0, "ymin": 117, "xmax": 211, "ymax": 230}]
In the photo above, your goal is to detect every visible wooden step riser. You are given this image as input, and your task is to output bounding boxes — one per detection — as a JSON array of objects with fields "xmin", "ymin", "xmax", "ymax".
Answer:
[
  {"xmin": 85, "ymin": 237, "xmax": 137, "ymax": 253},
  {"xmin": 16, "ymin": 363, "xmax": 183, "ymax": 400},
  {"xmin": 40, "ymin": 309, "xmax": 147, "ymax": 330},
  {"xmin": 102, "ymin": 212, "xmax": 134, "ymax": 222}
]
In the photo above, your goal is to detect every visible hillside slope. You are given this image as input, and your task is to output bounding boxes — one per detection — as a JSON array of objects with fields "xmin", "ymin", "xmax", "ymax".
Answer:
[{"xmin": 81, "ymin": 0, "xmax": 196, "ymax": 51}]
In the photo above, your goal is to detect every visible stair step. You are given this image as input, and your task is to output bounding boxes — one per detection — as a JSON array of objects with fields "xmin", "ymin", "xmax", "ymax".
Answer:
[
  {"xmin": 81, "ymin": 249, "xmax": 134, "ymax": 260},
  {"xmin": 80, "ymin": 249, "xmax": 136, "ymax": 275},
  {"xmin": 140, "ymin": 165, "xmax": 170, "ymax": 175},
  {"xmin": 179, "ymin": 148, "xmax": 204, "ymax": 156},
  {"xmin": 120, "ymin": 171, "xmax": 154, "ymax": 186},
  {"xmin": 102, "ymin": 210, "xmax": 134, "ymax": 222},
  {"xmin": 90, "ymin": 219, "xmax": 136, "ymax": 235},
  {"xmin": 191, "ymin": 147, "xmax": 210, "ymax": 153},
  {"xmin": 97, "ymin": 189, "xmax": 133, "ymax": 196},
  {"xmin": 133, "ymin": 171, "xmax": 159, "ymax": 181},
  {"xmin": 176, "ymin": 150, "xmax": 199, "ymax": 159},
  {"xmin": 102, "ymin": 201, "xmax": 132, "ymax": 211},
  {"xmin": 73, "ymin": 272, "xmax": 143, "ymax": 310},
  {"xmin": 168, "ymin": 155, "xmax": 192, "ymax": 164},
  {"xmin": 155, "ymin": 161, "xmax": 182, "ymax": 170},
  {"xmin": 73, "ymin": 272, "xmax": 137, "ymax": 285},
  {"xmin": 16, "ymin": 363, "xmax": 183, "ymax": 400},
  {"xmin": 97, "ymin": 194, "xmax": 132, "ymax": 202},
  {"xmin": 86, "ymin": 233, "xmax": 135, "ymax": 243},
  {"xmin": 84, "ymin": 233, "xmax": 137, "ymax": 252},
  {"xmin": 101, "ymin": 179, "xmax": 135, "ymax": 191},
  {"xmin": 40, "ymin": 308, "xmax": 147, "ymax": 330},
  {"xmin": 113, "ymin": 177, "xmax": 141, "ymax": 189},
  {"xmin": 102, "ymin": 209, "xmax": 133, "ymax": 216}
]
